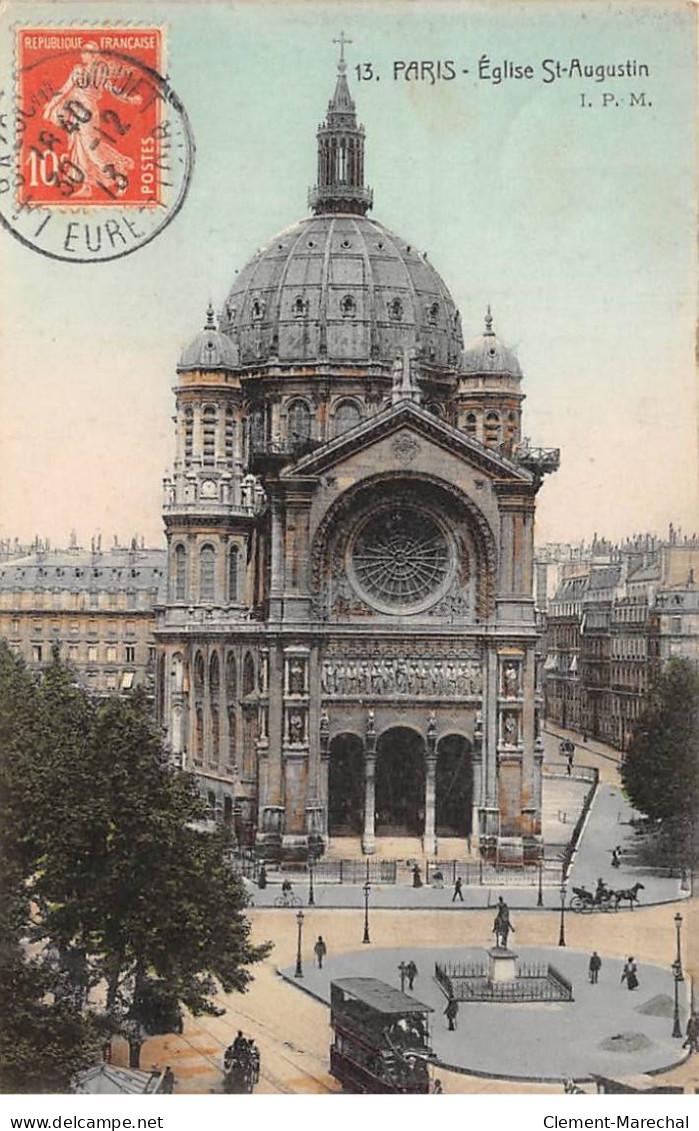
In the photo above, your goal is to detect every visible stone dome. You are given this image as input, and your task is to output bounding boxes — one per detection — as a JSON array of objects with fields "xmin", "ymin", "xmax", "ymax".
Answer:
[
  {"xmin": 178, "ymin": 305, "xmax": 240, "ymax": 372},
  {"xmin": 460, "ymin": 309, "xmax": 521, "ymax": 378},
  {"xmin": 219, "ymin": 214, "xmax": 463, "ymax": 370}
]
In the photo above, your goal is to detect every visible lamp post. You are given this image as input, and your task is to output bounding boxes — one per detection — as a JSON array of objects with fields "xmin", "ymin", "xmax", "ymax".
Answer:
[
  {"xmin": 674, "ymin": 912, "xmax": 683, "ymax": 975},
  {"xmin": 294, "ymin": 909, "xmax": 304, "ymax": 979},
  {"xmin": 363, "ymin": 882, "xmax": 371, "ymax": 944},
  {"xmin": 558, "ymin": 882, "xmax": 567, "ymax": 947},
  {"xmin": 537, "ymin": 858, "xmax": 544, "ymax": 908},
  {"xmin": 672, "ymin": 959, "xmax": 684, "ymax": 1038},
  {"xmin": 308, "ymin": 858, "xmax": 315, "ymax": 907}
]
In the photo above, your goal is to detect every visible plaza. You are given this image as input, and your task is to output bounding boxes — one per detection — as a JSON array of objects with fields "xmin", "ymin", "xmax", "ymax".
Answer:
[{"xmin": 137, "ymin": 731, "xmax": 697, "ymax": 1095}]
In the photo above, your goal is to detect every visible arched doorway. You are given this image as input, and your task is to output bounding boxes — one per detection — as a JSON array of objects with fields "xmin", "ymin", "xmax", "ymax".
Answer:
[
  {"xmin": 376, "ymin": 727, "xmax": 425, "ymax": 836},
  {"xmin": 328, "ymin": 734, "xmax": 364, "ymax": 836},
  {"xmin": 436, "ymin": 734, "xmax": 473, "ymax": 836}
]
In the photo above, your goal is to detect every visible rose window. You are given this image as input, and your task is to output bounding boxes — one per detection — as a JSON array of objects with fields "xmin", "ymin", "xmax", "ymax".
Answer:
[{"xmin": 350, "ymin": 505, "xmax": 452, "ymax": 611}]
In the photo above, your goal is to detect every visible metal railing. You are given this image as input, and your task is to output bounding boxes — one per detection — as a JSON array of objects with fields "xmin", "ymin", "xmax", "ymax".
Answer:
[{"xmin": 435, "ymin": 961, "xmax": 574, "ymax": 1003}]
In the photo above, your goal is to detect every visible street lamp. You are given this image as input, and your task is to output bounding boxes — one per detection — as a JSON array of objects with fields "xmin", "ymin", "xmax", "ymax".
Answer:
[
  {"xmin": 294, "ymin": 909, "xmax": 305, "ymax": 979},
  {"xmin": 674, "ymin": 912, "xmax": 683, "ymax": 974},
  {"xmin": 558, "ymin": 882, "xmax": 567, "ymax": 947},
  {"xmin": 537, "ymin": 858, "xmax": 544, "ymax": 908},
  {"xmin": 672, "ymin": 958, "xmax": 684, "ymax": 1038},
  {"xmin": 363, "ymin": 882, "xmax": 371, "ymax": 945},
  {"xmin": 308, "ymin": 858, "xmax": 315, "ymax": 907}
]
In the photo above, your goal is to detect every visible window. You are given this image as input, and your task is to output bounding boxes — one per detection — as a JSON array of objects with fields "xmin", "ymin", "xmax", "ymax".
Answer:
[
  {"xmin": 426, "ymin": 402, "xmax": 444, "ymax": 418},
  {"xmin": 243, "ymin": 652, "xmax": 255, "ymax": 696},
  {"xmin": 32, "ymin": 620, "xmax": 43, "ymax": 633},
  {"xmin": 199, "ymin": 544, "xmax": 216, "ymax": 603},
  {"xmin": 32, "ymin": 645, "xmax": 42, "ymax": 662},
  {"xmin": 195, "ymin": 707, "xmax": 204, "ymax": 762},
  {"xmin": 388, "ymin": 297, "xmax": 403, "ymax": 321},
  {"xmin": 427, "ymin": 301, "xmax": 439, "ymax": 325},
  {"xmin": 211, "ymin": 706, "xmax": 220, "ymax": 762},
  {"xmin": 334, "ymin": 400, "xmax": 362, "ymax": 436},
  {"xmin": 122, "ymin": 671, "xmax": 134, "ymax": 690},
  {"xmin": 194, "ymin": 651, "xmax": 205, "ymax": 695},
  {"xmin": 484, "ymin": 411, "xmax": 501, "ymax": 448},
  {"xmin": 340, "ymin": 294, "xmax": 356, "ymax": 319},
  {"xmin": 125, "ymin": 645, "xmax": 136, "ymax": 663},
  {"xmin": 202, "ymin": 404, "xmax": 217, "ymax": 467},
  {"xmin": 209, "ymin": 652, "xmax": 220, "ymax": 698},
  {"xmin": 184, "ymin": 406, "xmax": 194, "ymax": 467},
  {"xmin": 227, "ymin": 707, "xmax": 237, "ymax": 763},
  {"xmin": 465, "ymin": 412, "xmax": 477, "ymax": 438},
  {"xmin": 287, "ymin": 400, "xmax": 311, "ymax": 445},
  {"xmin": 125, "ymin": 621, "xmax": 135, "ymax": 637},
  {"xmin": 105, "ymin": 672, "xmax": 117, "ymax": 690},
  {"xmin": 69, "ymin": 621, "xmax": 79, "ymax": 635},
  {"xmin": 88, "ymin": 645, "xmax": 97, "ymax": 663},
  {"xmin": 293, "ymin": 296, "xmax": 308, "ymax": 319},
  {"xmin": 226, "ymin": 653, "xmax": 237, "ymax": 702},
  {"xmin": 106, "ymin": 645, "xmax": 117, "ymax": 662},
  {"xmin": 68, "ymin": 645, "xmax": 79, "ymax": 661},
  {"xmin": 228, "ymin": 546, "xmax": 239, "ymax": 603},
  {"xmin": 225, "ymin": 406, "xmax": 235, "ymax": 462},
  {"xmin": 173, "ymin": 544, "xmax": 187, "ymax": 602},
  {"xmin": 11, "ymin": 618, "xmax": 19, "ymax": 634}
]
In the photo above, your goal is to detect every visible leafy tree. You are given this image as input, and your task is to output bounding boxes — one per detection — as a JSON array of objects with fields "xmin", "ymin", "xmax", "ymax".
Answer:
[
  {"xmin": 0, "ymin": 642, "xmax": 271, "ymax": 1083},
  {"xmin": 621, "ymin": 658, "xmax": 699, "ymax": 868}
]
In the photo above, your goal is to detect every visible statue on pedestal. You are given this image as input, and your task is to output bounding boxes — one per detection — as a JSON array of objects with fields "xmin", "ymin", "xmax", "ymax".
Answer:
[{"xmin": 492, "ymin": 897, "xmax": 515, "ymax": 949}]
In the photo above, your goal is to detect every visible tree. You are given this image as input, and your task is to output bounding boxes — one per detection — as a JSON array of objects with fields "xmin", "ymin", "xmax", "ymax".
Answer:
[
  {"xmin": 621, "ymin": 658, "xmax": 699, "ymax": 868},
  {"xmin": 0, "ymin": 642, "xmax": 271, "ymax": 1083}
]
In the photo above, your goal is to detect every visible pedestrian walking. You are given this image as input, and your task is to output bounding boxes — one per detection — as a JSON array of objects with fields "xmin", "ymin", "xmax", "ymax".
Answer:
[
  {"xmin": 162, "ymin": 1066, "xmax": 175, "ymax": 1094},
  {"xmin": 682, "ymin": 1012, "xmax": 699, "ymax": 1053},
  {"xmin": 412, "ymin": 864, "xmax": 423, "ymax": 889},
  {"xmin": 406, "ymin": 960, "xmax": 418, "ymax": 991},
  {"xmin": 444, "ymin": 998, "xmax": 459, "ymax": 1031},
  {"xmin": 588, "ymin": 951, "xmax": 602, "ymax": 984},
  {"xmin": 611, "ymin": 846, "xmax": 621, "ymax": 869},
  {"xmin": 398, "ymin": 961, "xmax": 408, "ymax": 993},
  {"xmin": 313, "ymin": 935, "xmax": 327, "ymax": 969},
  {"xmin": 621, "ymin": 957, "xmax": 639, "ymax": 991},
  {"xmin": 452, "ymin": 876, "xmax": 464, "ymax": 902},
  {"xmin": 566, "ymin": 756, "xmax": 572, "ymax": 776},
  {"xmin": 258, "ymin": 864, "xmax": 267, "ymax": 889}
]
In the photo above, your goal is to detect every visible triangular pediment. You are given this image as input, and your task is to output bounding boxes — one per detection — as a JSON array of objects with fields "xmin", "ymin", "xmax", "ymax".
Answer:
[{"xmin": 283, "ymin": 399, "xmax": 534, "ymax": 483}]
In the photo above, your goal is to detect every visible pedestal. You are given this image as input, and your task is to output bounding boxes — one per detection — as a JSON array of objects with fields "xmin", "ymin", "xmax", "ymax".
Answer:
[{"xmin": 488, "ymin": 947, "xmax": 518, "ymax": 984}]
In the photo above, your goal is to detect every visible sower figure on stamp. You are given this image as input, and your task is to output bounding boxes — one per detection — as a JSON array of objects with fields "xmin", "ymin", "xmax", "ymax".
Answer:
[{"xmin": 493, "ymin": 897, "xmax": 514, "ymax": 949}]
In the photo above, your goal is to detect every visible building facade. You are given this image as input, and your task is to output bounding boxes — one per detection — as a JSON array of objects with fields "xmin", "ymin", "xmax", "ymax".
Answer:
[
  {"xmin": 541, "ymin": 535, "xmax": 699, "ymax": 749},
  {"xmin": 0, "ymin": 541, "xmax": 165, "ymax": 695},
  {"xmin": 156, "ymin": 57, "xmax": 558, "ymax": 862}
]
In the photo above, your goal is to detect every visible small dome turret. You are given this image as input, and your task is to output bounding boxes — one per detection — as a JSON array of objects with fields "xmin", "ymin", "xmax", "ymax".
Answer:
[
  {"xmin": 178, "ymin": 304, "xmax": 240, "ymax": 372},
  {"xmin": 459, "ymin": 307, "xmax": 521, "ymax": 378}
]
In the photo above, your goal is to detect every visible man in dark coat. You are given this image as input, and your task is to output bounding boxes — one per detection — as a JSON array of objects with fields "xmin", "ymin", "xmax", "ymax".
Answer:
[
  {"xmin": 444, "ymin": 998, "xmax": 459, "ymax": 1031},
  {"xmin": 588, "ymin": 951, "xmax": 602, "ymax": 984},
  {"xmin": 452, "ymin": 876, "xmax": 464, "ymax": 902},
  {"xmin": 406, "ymin": 960, "xmax": 418, "ymax": 991},
  {"xmin": 313, "ymin": 935, "xmax": 327, "ymax": 969}
]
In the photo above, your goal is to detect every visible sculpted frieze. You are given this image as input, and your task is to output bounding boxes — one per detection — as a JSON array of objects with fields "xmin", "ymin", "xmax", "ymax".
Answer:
[{"xmin": 320, "ymin": 656, "xmax": 482, "ymax": 699}]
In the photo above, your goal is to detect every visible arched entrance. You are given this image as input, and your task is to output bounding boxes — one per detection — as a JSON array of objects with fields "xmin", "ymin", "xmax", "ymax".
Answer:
[
  {"xmin": 328, "ymin": 733, "xmax": 364, "ymax": 835},
  {"xmin": 376, "ymin": 727, "xmax": 425, "ymax": 836},
  {"xmin": 436, "ymin": 734, "xmax": 473, "ymax": 836}
]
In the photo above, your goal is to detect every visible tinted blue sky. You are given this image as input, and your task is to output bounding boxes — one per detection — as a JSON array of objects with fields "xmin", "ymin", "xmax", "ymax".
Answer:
[{"xmin": 1, "ymin": 0, "xmax": 696, "ymax": 546}]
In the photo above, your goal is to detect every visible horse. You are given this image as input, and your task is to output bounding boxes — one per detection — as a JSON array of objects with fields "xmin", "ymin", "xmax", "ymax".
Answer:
[{"xmin": 613, "ymin": 882, "xmax": 645, "ymax": 911}]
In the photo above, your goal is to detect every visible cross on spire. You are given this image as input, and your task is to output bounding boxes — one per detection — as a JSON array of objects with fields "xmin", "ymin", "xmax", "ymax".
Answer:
[{"xmin": 333, "ymin": 31, "xmax": 352, "ymax": 71}]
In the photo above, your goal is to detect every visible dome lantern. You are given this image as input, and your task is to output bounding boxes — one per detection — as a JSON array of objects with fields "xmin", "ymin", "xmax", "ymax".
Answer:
[{"xmin": 308, "ymin": 35, "xmax": 373, "ymax": 217}]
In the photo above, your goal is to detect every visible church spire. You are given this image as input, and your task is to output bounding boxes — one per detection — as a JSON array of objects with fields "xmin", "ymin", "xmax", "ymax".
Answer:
[{"xmin": 309, "ymin": 34, "xmax": 373, "ymax": 216}]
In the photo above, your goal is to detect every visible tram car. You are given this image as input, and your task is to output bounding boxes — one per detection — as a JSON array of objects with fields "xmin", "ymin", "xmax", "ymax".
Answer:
[{"xmin": 329, "ymin": 977, "xmax": 435, "ymax": 1094}]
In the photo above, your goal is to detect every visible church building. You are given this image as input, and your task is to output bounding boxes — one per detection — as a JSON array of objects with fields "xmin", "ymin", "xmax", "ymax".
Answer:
[{"xmin": 155, "ymin": 48, "xmax": 559, "ymax": 864}]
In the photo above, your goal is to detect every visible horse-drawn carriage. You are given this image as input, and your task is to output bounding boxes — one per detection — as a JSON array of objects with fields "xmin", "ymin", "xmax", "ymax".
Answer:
[
  {"xmin": 223, "ymin": 1035, "xmax": 260, "ymax": 1094},
  {"xmin": 329, "ymin": 978, "xmax": 436, "ymax": 1094},
  {"xmin": 569, "ymin": 882, "xmax": 644, "ymax": 913}
]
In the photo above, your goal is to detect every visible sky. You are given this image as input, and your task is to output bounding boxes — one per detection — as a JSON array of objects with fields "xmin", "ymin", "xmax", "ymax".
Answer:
[{"xmin": 0, "ymin": 0, "xmax": 696, "ymax": 549}]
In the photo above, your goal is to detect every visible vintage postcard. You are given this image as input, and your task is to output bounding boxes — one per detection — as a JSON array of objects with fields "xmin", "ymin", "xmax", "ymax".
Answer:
[{"xmin": 0, "ymin": 0, "xmax": 696, "ymax": 1117}]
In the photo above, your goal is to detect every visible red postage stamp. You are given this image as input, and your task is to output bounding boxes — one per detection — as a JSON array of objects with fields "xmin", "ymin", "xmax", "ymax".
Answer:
[{"xmin": 17, "ymin": 29, "xmax": 164, "ymax": 207}]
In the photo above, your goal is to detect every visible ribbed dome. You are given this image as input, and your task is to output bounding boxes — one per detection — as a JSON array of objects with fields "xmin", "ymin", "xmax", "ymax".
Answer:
[
  {"xmin": 460, "ymin": 309, "xmax": 521, "ymax": 377},
  {"xmin": 220, "ymin": 214, "xmax": 462, "ymax": 370},
  {"xmin": 178, "ymin": 305, "xmax": 240, "ymax": 372}
]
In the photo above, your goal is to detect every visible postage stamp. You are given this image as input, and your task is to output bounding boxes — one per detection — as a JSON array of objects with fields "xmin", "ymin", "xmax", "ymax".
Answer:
[{"xmin": 0, "ymin": 27, "xmax": 195, "ymax": 261}]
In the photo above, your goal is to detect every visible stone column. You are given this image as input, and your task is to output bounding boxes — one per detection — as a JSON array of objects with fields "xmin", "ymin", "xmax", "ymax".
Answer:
[
  {"xmin": 423, "ymin": 712, "xmax": 437, "ymax": 856},
  {"xmin": 362, "ymin": 710, "xmax": 376, "ymax": 855}
]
